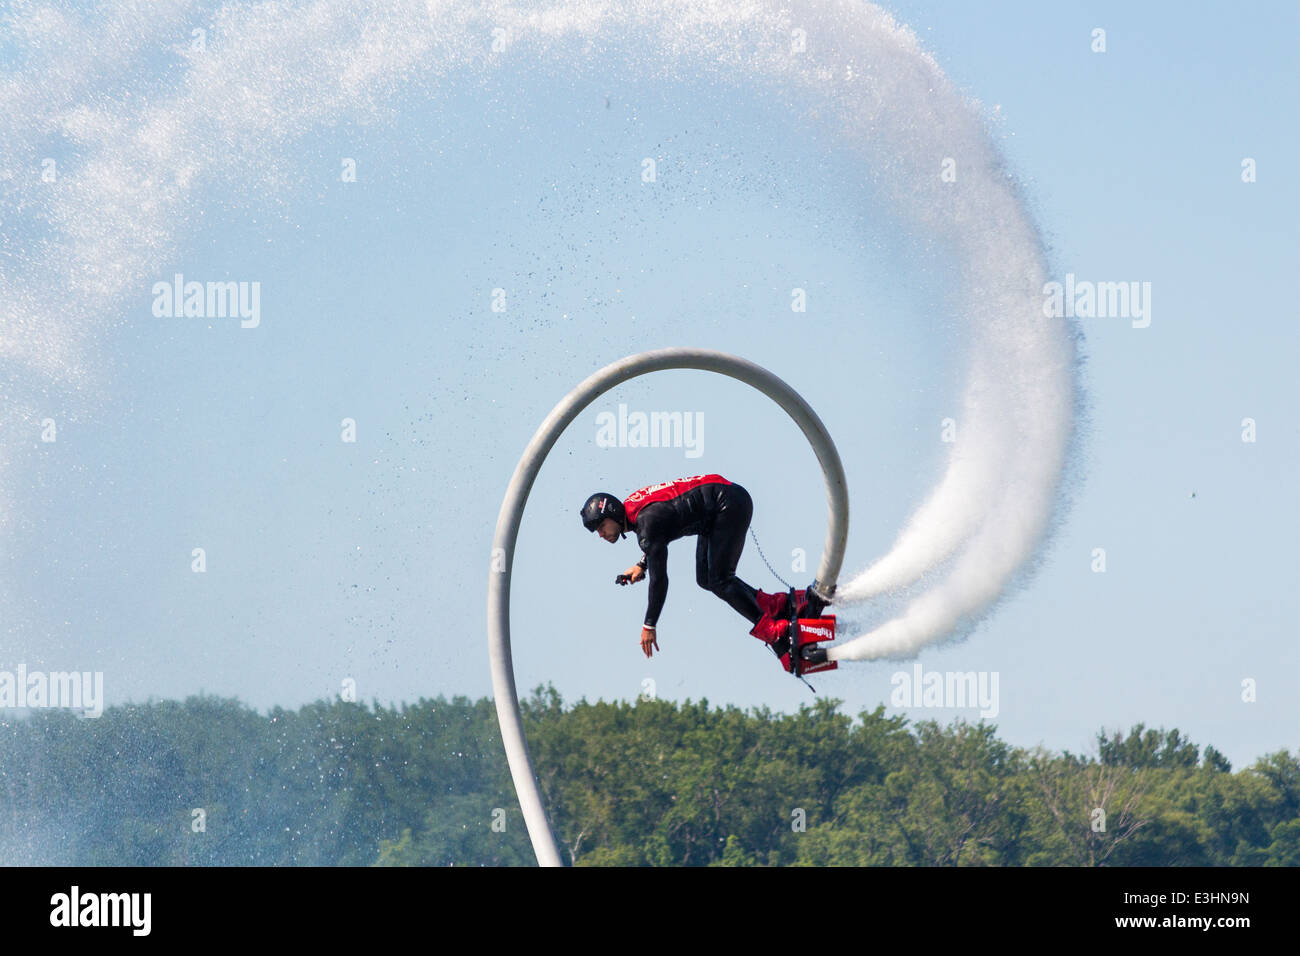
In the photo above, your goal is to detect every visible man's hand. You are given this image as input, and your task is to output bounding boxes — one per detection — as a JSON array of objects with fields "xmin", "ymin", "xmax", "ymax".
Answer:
[
  {"xmin": 617, "ymin": 564, "xmax": 646, "ymax": 585},
  {"xmin": 640, "ymin": 626, "xmax": 660, "ymax": 658}
]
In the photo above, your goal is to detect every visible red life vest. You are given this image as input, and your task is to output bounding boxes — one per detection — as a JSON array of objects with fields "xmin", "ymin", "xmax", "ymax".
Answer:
[{"xmin": 623, "ymin": 474, "xmax": 732, "ymax": 525}]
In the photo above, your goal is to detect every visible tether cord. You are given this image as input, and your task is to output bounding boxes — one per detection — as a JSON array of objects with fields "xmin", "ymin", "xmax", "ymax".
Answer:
[{"xmin": 748, "ymin": 527, "xmax": 792, "ymax": 590}]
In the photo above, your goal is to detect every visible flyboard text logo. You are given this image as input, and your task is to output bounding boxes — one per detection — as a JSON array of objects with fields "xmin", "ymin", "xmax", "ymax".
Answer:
[
  {"xmin": 1042, "ymin": 273, "xmax": 1151, "ymax": 328},
  {"xmin": 152, "ymin": 273, "xmax": 260, "ymax": 328},
  {"xmin": 802, "ymin": 622, "xmax": 834, "ymax": 641},
  {"xmin": 596, "ymin": 403, "xmax": 703, "ymax": 459},
  {"xmin": 890, "ymin": 663, "xmax": 999, "ymax": 719},
  {"xmin": 0, "ymin": 665, "xmax": 104, "ymax": 718},
  {"xmin": 50, "ymin": 887, "xmax": 151, "ymax": 936}
]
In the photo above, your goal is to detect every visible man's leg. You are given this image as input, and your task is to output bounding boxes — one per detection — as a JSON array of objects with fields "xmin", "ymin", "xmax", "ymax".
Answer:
[
  {"xmin": 703, "ymin": 485, "xmax": 763, "ymax": 625},
  {"xmin": 695, "ymin": 533, "xmax": 710, "ymax": 591}
]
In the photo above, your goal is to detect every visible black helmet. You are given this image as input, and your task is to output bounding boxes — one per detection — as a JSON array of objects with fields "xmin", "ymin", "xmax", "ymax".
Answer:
[{"xmin": 581, "ymin": 492, "xmax": 626, "ymax": 534}]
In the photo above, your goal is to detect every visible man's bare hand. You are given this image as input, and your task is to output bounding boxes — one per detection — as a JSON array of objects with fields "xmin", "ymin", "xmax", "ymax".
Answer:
[
  {"xmin": 640, "ymin": 627, "xmax": 659, "ymax": 658},
  {"xmin": 620, "ymin": 564, "xmax": 645, "ymax": 585}
]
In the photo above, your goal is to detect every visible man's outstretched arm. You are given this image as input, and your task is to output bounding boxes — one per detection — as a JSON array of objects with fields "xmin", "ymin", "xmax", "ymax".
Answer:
[{"xmin": 642, "ymin": 540, "xmax": 669, "ymax": 629}]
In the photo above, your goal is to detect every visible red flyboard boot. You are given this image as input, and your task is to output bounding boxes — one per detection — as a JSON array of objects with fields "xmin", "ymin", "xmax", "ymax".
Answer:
[
  {"xmin": 755, "ymin": 589, "xmax": 810, "ymax": 621},
  {"xmin": 749, "ymin": 614, "xmax": 795, "ymax": 673}
]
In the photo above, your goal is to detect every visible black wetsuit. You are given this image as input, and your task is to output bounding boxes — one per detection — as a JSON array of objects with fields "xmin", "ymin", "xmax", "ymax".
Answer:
[{"xmin": 631, "ymin": 481, "xmax": 762, "ymax": 628}]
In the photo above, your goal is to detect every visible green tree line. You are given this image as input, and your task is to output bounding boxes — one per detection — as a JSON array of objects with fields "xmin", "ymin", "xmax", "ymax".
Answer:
[{"xmin": 0, "ymin": 690, "xmax": 1295, "ymax": 866}]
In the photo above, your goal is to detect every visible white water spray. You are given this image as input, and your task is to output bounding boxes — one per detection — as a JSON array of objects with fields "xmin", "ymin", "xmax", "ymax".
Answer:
[{"xmin": 1, "ymin": 0, "xmax": 1075, "ymax": 657}]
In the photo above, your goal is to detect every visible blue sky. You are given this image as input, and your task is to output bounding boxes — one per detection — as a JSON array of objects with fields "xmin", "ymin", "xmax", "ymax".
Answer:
[{"xmin": 1, "ymin": 0, "xmax": 1296, "ymax": 769}]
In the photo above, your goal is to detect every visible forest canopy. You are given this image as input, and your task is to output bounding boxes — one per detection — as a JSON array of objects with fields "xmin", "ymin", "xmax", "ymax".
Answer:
[{"xmin": 1, "ymin": 690, "xmax": 1296, "ymax": 867}]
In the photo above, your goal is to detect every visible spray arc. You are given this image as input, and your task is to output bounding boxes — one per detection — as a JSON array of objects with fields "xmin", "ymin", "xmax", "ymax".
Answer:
[
  {"xmin": 0, "ymin": 0, "xmax": 1077, "ymax": 865},
  {"xmin": 3, "ymin": 1, "xmax": 1075, "ymax": 659}
]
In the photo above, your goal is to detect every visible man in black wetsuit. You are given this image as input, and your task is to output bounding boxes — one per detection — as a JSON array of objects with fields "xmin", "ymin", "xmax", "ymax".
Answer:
[{"xmin": 580, "ymin": 474, "xmax": 827, "ymax": 670}]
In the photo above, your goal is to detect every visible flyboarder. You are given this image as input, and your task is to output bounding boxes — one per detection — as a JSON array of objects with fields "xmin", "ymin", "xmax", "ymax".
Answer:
[{"xmin": 580, "ymin": 474, "xmax": 831, "ymax": 673}]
